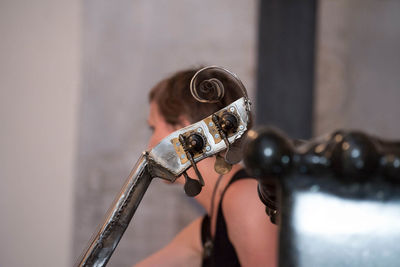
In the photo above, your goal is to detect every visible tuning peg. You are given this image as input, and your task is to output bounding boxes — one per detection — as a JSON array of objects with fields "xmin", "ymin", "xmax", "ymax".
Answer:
[
  {"xmin": 212, "ymin": 113, "xmax": 242, "ymax": 165},
  {"xmin": 183, "ymin": 172, "xmax": 202, "ymax": 197},
  {"xmin": 179, "ymin": 134, "xmax": 205, "ymax": 187},
  {"xmin": 214, "ymin": 154, "xmax": 232, "ymax": 174},
  {"xmin": 220, "ymin": 112, "xmax": 239, "ymax": 133},
  {"xmin": 225, "ymin": 138, "xmax": 243, "ymax": 164},
  {"xmin": 186, "ymin": 132, "xmax": 205, "ymax": 153}
]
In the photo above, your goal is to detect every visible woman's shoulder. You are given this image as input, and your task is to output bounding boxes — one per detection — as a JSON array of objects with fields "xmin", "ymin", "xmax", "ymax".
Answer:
[
  {"xmin": 220, "ymin": 174, "xmax": 278, "ymax": 266},
  {"xmin": 222, "ymin": 169, "xmax": 268, "ymax": 226},
  {"xmin": 222, "ymin": 177, "xmax": 262, "ymax": 219}
]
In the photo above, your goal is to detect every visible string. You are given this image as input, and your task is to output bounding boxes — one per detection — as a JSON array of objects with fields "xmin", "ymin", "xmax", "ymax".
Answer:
[
  {"xmin": 209, "ymin": 174, "xmax": 224, "ymax": 235},
  {"xmin": 203, "ymin": 173, "xmax": 224, "ymax": 259}
]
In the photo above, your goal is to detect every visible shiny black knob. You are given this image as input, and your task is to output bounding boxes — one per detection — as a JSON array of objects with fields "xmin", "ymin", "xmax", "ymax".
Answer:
[
  {"xmin": 187, "ymin": 133, "xmax": 204, "ymax": 154},
  {"xmin": 380, "ymin": 154, "xmax": 400, "ymax": 181},
  {"xmin": 243, "ymin": 127, "xmax": 293, "ymax": 178},
  {"xmin": 331, "ymin": 131, "xmax": 379, "ymax": 180},
  {"xmin": 220, "ymin": 112, "xmax": 239, "ymax": 134}
]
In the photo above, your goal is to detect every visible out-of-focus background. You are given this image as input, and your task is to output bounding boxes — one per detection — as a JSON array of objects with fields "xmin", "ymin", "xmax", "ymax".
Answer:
[{"xmin": 0, "ymin": 0, "xmax": 399, "ymax": 266}]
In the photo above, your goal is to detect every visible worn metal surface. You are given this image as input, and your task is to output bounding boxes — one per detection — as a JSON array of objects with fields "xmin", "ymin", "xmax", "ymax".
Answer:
[{"xmin": 77, "ymin": 154, "xmax": 152, "ymax": 266}]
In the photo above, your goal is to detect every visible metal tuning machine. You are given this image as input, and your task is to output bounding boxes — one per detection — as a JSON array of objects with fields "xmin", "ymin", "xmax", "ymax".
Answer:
[
  {"xmin": 150, "ymin": 65, "xmax": 252, "ymax": 194},
  {"xmin": 212, "ymin": 110, "xmax": 242, "ymax": 164},
  {"xmin": 179, "ymin": 133, "xmax": 205, "ymax": 197},
  {"xmin": 148, "ymin": 95, "xmax": 250, "ymax": 198}
]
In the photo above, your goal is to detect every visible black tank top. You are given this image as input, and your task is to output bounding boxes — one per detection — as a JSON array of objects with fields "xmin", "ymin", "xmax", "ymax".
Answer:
[{"xmin": 201, "ymin": 169, "xmax": 253, "ymax": 267}]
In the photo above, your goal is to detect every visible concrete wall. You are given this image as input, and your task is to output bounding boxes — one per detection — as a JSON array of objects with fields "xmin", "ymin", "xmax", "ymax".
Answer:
[
  {"xmin": 315, "ymin": 0, "xmax": 400, "ymax": 139},
  {"xmin": 0, "ymin": 1, "xmax": 80, "ymax": 267},
  {"xmin": 73, "ymin": 1, "xmax": 258, "ymax": 266}
]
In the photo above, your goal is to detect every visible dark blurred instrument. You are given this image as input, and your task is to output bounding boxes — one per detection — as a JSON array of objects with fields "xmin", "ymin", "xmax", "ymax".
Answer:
[{"xmin": 243, "ymin": 127, "xmax": 400, "ymax": 267}]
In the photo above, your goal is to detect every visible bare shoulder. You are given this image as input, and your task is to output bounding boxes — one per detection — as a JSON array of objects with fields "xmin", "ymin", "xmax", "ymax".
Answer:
[
  {"xmin": 222, "ymin": 178, "xmax": 270, "ymax": 233},
  {"xmin": 222, "ymin": 177, "xmax": 278, "ymax": 267}
]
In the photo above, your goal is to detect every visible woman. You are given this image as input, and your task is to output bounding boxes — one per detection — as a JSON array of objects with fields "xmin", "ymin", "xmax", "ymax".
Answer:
[{"xmin": 135, "ymin": 68, "xmax": 278, "ymax": 267}]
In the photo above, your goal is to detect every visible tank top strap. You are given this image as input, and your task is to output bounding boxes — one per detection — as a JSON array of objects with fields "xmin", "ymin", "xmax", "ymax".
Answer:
[
  {"xmin": 201, "ymin": 215, "xmax": 213, "ymax": 263},
  {"xmin": 201, "ymin": 169, "xmax": 255, "ymax": 267},
  {"xmin": 200, "ymin": 169, "xmax": 252, "ymax": 248},
  {"xmin": 201, "ymin": 215, "xmax": 211, "ymax": 245}
]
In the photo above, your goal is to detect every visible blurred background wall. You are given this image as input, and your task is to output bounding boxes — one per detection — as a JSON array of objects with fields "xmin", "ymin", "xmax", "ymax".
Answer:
[
  {"xmin": 0, "ymin": 1, "xmax": 399, "ymax": 267},
  {"xmin": 0, "ymin": 1, "xmax": 80, "ymax": 267},
  {"xmin": 315, "ymin": 0, "xmax": 400, "ymax": 139}
]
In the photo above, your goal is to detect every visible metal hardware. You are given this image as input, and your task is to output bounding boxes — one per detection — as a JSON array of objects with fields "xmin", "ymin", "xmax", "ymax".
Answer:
[
  {"xmin": 214, "ymin": 154, "xmax": 232, "ymax": 175},
  {"xmin": 179, "ymin": 133, "xmax": 205, "ymax": 188}
]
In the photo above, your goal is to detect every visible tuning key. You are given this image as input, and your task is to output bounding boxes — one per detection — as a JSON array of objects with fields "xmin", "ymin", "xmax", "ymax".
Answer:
[{"xmin": 183, "ymin": 172, "xmax": 202, "ymax": 197}]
